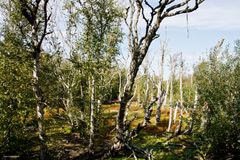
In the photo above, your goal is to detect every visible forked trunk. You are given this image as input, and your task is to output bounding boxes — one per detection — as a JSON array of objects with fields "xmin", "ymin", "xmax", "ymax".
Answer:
[
  {"xmin": 143, "ymin": 96, "xmax": 158, "ymax": 126},
  {"xmin": 115, "ymin": 57, "xmax": 139, "ymax": 148}
]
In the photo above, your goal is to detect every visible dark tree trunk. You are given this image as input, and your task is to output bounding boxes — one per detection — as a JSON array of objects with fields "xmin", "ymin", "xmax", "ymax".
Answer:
[{"xmin": 116, "ymin": 58, "xmax": 140, "ymax": 145}]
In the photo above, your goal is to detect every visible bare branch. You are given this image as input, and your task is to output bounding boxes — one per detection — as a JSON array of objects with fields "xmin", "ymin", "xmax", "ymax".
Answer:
[
  {"xmin": 133, "ymin": 0, "xmax": 142, "ymax": 46},
  {"xmin": 164, "ymin": 0, "xmax": 205, "ymax": 17},
  {"xmin": 166, "ymin": 0, "xmax": 191, "ymax": 13}
]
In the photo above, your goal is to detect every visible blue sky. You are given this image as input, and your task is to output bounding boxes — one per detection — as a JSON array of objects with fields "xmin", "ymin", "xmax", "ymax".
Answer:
[
  {"xmin": 1, "ymin": 0, "xmax": 239, "ymax": 77},
  {"xmin": 118, "ymin": 0, "xmax": 240, "ymax": 77}
]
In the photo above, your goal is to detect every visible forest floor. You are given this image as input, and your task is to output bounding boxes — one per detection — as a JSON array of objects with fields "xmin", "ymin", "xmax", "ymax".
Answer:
[{"xmin": 9, "ymin": 103, "xmax": 199, "ymax": 159}]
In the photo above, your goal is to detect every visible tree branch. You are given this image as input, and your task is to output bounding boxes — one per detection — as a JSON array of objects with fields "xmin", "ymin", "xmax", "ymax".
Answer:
[
  {"xmin": 164, "ymin": 0, "xmax": 205, "ymax": 17},
  {"xmin": 39, "ymin": 0, "xmax": 51, "ymax": 48}
]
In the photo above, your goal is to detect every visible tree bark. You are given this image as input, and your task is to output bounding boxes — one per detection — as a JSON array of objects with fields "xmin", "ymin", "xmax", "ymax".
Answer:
[
  {"xmin": 116, "ymin": 57, "xmax": 141, "ymax": 145},
  {"xmin": 167, "ymin": 55, "xmax": 177, "ymax": 132},
  {"xmin": 33, "ymin": 52, "xmax": 47, "ymax": 160},
  {"xmin": 18, "ymin": 1, "xmax": 51, "ymax": 158},
  {"xmin": 156, "ymin": 42, "xmax": 165, "ymax": 125},
  {"xmin": 185, "ymin": 87, "xmax": 198, "ymax": 134},
  {"xmin": 142, "ymin": 76, "xmax": 150, "ymax": 109},
  {"xmin": 175, "ymin": 54, "xmax": 184, "ymax": 134},
  {"xmin": 143, "ymin": 96, "xmax": 157, "ymax": 126},
  {"xmin": 167, "ymin": 75, "xmax": 173, "ymax": 132},
  {"xmin": 89, "ymin": 76, "xmax": 95, "ymax": 153},
  {"xmin": 173, "ymin": 101, "xmax": 179, "ymax": 124},
  {"xmin": 114, "ymin": 0, "xmax": 205, "ymax": 152},
  {"xmin": 163, "ymin": 79, "xmax": 169, "ymax": 106}
]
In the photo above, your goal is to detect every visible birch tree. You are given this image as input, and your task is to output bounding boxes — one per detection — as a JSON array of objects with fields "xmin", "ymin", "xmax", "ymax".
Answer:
[
  {"xmin": 175, "ymin": 52, "xmax": 184, "ymax": 134},
  {"xmin": 66, "ymin": 0, "xmax": 122, "ymax": 153},
  {"xmin": 156, "ymin": 41, "xmax": 166, "ymax": 125},
  {"xmin": 12, "ymin": 0, "xmax": 52, "ymax": 159},
  {"xmin": 167, "ymin": 54, "xmax": 178, "ymax": 132},
  {"xmin": 115, "ymin": 0, "xmax": 205, "ymax": 150},
  {"xmin": 185, "ymin": 86, "xmax": 198, "ymax": 134}
]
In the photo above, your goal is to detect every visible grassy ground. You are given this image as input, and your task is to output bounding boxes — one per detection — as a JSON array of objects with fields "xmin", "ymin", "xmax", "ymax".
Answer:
[
  {"xmin": 3, "ymin": 103, "xmax": 198, "ymax": 159},
  {"xmin": 101, "ymin": 102, "xmax": 198, "ymax": 160}
]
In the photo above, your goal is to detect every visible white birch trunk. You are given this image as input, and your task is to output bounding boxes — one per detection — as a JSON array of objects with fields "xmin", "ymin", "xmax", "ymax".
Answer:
[
  {"xmin": 156, "ymin": 44, "xmax": 165, "ymax": 125},
  {"xmin": 175, "ymin": 54, "xmax": 184, "ymax": 134},
  {"xmin": 143, "ymin": 77, "xmax": 150, "ymax": 108},
  {"xmin": 173, "ymin": 101, "xmax": 179, "ymax": 124},
  {"xmin": 167, "ymin": 75, "xmax": 173, "ymax": 132},
  {"xmin": 33, "ymin": 55, "xmax": 46, "ymax": 160},
  {"xmin": 118, "ymin": 70, "xmax": 122, "ymax": 101},
  {"xmin": 89, "ymin": 77, "xmax": 95, "ymax": 152},
  {"xmin": 163, "ymin": 79, "xmax": 169, "ymax": 107}
]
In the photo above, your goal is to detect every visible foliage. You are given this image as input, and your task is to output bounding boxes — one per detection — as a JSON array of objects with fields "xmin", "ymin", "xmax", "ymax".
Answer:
[
  {"xmin": 194, "ymin": 40, "xmax": 240, "ymax": 159},
  {"xmin": 0, "ymin": 24, "xmax": 35, "ymax": 155}
]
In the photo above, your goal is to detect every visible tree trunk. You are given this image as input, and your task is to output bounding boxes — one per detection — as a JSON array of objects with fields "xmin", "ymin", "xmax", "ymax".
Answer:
[
  {"xmin": 156, "ymin": 45, "xmax": 165, "ymax": 125},
  {"xmin": 175, "ymin": 53, "xmax": 184, "ymax": 134},
  {"xmin": 167, "ymin": 75, "xmax": 173, "ymax": 132},
  {"xmin": 67, "ymin": 87, "xmax": 74, "ymax": 127},
  {"xmin": 33, "ymin": 53, "xmax": 47, "ymax": 160},
  {"xmin": 142, "ymin": 76, "xmax": 150, "ymax": 108},
  {"xmin": 175, "ymin": 104, "xmax": 183, "ymax": 134},
  {"xmin": 173, "ymin": 101, "xmax": 179, "ymax": 124},
  {"xmin": 185, "ymin": 87, "xmax": 198, "ymax": 134},
  {"xmin": 115, "ymin": 57, "xmax": 140, "ymax": 147},
  {"xmin": 124, "ymin": 86, "xmax": 137, "ymax": 122},
  {"xmin": 118, "ymin": 70, "xmax": 122, "ymax": 101},
  {"xmin": 89, "ymin": 77, "xmax": 95, "ymax": 153},
  {"xmin": 143, "ymin": 96, "xmax": 157, "ymax": 126},
  {"xmin": 167, "ymin": 56, "xmax": 176, "ymax": 132},
  {"xmin": 163, "ymin": 79, "xmax": 169, "ymax": 107}
]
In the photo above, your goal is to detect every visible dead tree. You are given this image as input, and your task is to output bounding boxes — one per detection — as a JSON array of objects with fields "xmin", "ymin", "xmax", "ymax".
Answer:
[
  {"xmin": 115, "ymin": 0, "xmax": 205, "ymax": 155},
  {"xmin": 18, "ymin": 0, "xmax": 51, "ymax": 159},
  {"xmin": 156, "ymin": 41, "xmax": 166, "ymax": 125},
  {"xmin": 163, "ymin": 79, "xmax": 169, "ymax": 106},
  {"xmin": 175, "ymin": 53, "xmax": 184, "ymax": 134},
  {"xmin": 166, "ymin": 54, "xmax": 178, "ymax": 132}
]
